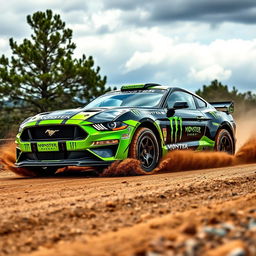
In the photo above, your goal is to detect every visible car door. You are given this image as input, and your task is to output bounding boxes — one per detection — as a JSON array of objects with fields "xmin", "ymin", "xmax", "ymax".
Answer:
[{"xmin": 164, "ymin": 90, "xmax": 207, "ymax": 150}]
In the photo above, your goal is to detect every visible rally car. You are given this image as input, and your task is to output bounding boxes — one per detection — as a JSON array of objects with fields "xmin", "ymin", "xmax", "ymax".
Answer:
[{"xmin": 16, "ymin": 83, "xmax": 236, "ymax": 173}]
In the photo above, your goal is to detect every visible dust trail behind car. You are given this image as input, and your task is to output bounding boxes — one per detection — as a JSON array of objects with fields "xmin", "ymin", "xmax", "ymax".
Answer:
[
  {"xmin": 0, "ymin": 114, "xmax": 256, "ymax": 177},
  {"xmin": 100, "ymin": 136, "xmax": 256, "ymax": 176}
]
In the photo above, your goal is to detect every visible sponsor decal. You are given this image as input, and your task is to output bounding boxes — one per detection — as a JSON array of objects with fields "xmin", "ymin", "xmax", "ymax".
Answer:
[
  {"xmin": 166, "ymin": 143, "xmax": 188, "ymax": 150},
  {"xmin": 162, "ymin": 128, "xmax": 167, "ymax": 142},
  {"xmin": 45, "ymin": 129, "xmax": 59, "ymax": 136},
  {"xmin": 185, "ymin": 126, "xmax": 201, "ymax": 133},
  {"xmin": 169, "ymin": 117, "xmax": 183, "ymax": 143},
  {"xmin": 37, "ymin": 142, "xmax": 59, "ymax": 152},
  {"xmin": 36, "ymin": 115, "xmax": 71, "ymax": 120},
  {"xmin": 185, "ymin": 126, "xmax": 202, "ymax": 136},
  {"xmin": 116, "ymin": 89, "xmax": 160, "ymax": 94}
]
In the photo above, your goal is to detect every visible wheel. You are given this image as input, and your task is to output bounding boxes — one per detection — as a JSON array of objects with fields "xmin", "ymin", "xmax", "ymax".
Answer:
[
  {"xmin": 25, "ymin": 166, "xmax": 59, "ymax": 176},
  {"xmin": 129, "ymin": 127, "xmax": 160, "ymax": 172},
  {"xmin": 214, "ymin": 129, "xmax": 235, "ymax": 155}
]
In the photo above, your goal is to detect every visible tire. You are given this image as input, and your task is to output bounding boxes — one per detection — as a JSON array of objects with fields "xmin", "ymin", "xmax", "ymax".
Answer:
[
  {"xmin": 25, "ymin": 166, "xmax": 58, "ymax": 177},
  {"xmin": 129, "ymin": 127, "xmax": 160, "ymax": 172},
  {"xmin": 214, "ymin": 129, "xmax": 235, "ymax": 155}
]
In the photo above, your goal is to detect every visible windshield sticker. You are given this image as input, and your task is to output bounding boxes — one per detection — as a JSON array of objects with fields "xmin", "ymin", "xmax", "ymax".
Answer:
[{"xmin": 113, "ymin": 90, "xmax": 164, "ymax": 94}]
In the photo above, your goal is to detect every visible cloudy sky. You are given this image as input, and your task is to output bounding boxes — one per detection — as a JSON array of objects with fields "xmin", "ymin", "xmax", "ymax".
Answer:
[{"xmin": 1, "ymin": 0, "xmax": 256, "ymax": 92}]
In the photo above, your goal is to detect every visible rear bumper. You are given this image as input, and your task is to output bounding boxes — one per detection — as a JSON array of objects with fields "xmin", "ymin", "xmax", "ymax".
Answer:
[{"xmin": 15, "ymin": 160, "xmax": 115, "ymax": 168}]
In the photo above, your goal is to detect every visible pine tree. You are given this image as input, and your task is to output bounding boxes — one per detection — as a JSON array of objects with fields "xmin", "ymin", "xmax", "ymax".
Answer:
[{"xmin": 0, "ymin": 9, "xmax": 108, "ymax": 113}]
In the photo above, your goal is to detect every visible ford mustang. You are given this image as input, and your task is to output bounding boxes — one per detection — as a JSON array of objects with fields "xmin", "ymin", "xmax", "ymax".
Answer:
[{"xmin": 15, "ymin": 83, "xmax": 236, "ymax": 174}]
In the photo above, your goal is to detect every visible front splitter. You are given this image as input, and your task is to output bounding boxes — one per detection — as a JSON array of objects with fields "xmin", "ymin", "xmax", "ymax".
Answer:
[{"xmin": 16, "ymin": 160, "xmax": 115, "ymax": 168}]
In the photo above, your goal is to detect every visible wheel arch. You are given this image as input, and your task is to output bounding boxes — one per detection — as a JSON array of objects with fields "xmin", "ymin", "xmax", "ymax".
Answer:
[
  {"xmin": 136, "ymin": 119, "xmax": 163, "ymax": 157},
  {"xmin": 217, "ymin": 122, "xmax": 236, "ymax": 151}
]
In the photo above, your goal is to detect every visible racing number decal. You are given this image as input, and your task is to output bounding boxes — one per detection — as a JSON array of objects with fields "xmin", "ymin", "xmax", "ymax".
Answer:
[{"xmin": 169, "ymin": 117, "xmax": 182, "ymax": 143}]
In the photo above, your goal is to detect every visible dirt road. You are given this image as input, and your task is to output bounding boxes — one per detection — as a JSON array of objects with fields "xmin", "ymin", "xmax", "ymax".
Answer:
[{"xmin": 0, "ymin": 163, "xmax": 256, "ymax": 256}]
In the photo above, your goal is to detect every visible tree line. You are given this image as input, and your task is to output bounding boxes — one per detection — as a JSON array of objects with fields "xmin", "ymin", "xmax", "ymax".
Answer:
[
  {"xmin": 196, "ymin": 80, "xmax": 256, "ymax": 117},
  {"xmin": 0, "ymin": 10, "xmax": 255, "ymax": 137}
]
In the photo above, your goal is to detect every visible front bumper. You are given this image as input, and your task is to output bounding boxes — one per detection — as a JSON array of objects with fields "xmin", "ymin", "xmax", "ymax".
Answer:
[{"xmin": 15, "ymin": 120, "xmax": 136, "ymax": 168}]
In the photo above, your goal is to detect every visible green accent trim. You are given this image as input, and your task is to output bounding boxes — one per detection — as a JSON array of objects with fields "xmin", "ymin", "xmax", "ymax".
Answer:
[
  {"xmin": 38, "ymin": 120, "xmax": 63, "ymax": 125},
  {"xmin": 210, "ymin": 111, "xmax": 218, "ymax": 119},
  {"xmin": 121, "ymin": 84, "xmax": 144, "ymax": 90},
  {"xmin": 123, "ymin": 120, "xmax": 140, "ymax": 127},
  {"xmin": 197, "ymin": 136, "xmax": 215, "ymax": 151},
  {"xmin": 175, "ymin": 117, "xmax": 178, "ymax": 143},
  {"xmin": 70, "ymin": 112, "xmax": 98, "ymax": 120},
  {"xmin": 64, "ymin": 119, "xmax": 87, "ymax": 125},
  {"xmin": 212, "ymin": 122, "xmax": 220, "ymax": 126},
  {"xmin": 23, "ymin": 121, "xmax": 37, "ymax": 127}
]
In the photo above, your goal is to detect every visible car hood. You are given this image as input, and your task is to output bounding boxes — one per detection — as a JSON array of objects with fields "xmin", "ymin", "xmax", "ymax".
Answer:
[{"xmin": 21, "ymin": 107, "xmax": 131, "ymax": 125}]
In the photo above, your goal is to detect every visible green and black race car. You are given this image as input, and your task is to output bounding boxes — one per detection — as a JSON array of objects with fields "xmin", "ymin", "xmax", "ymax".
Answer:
[{"xmin": 16, "ymin": 83, "xmax": 236, "ymax": 173}]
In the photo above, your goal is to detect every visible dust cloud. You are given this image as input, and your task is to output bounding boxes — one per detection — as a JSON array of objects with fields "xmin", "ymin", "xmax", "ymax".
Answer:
[{"xmin": 0, "ymin": 142, "xmax": 37, "ymax": 177}]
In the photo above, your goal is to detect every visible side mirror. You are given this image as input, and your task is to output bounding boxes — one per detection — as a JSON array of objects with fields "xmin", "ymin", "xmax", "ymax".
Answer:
[
  {"xmin": 167, "ymin": 101, "xmax": 189, "ymax": 117},
  {"xmin": 173, "ymin": 101, "xmax": 189, "ymax": 109}
]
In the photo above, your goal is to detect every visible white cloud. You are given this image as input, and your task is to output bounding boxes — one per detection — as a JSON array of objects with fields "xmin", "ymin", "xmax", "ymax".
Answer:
[
  {"xmin": 189, "ymin": 65, "xmax": 232, "ymax": 82},
  {"xmin": 122, "ymin": 33, "xmax": 256, "ymax": 89}
]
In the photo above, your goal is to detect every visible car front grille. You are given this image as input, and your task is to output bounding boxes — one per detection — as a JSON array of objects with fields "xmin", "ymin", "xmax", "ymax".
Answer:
[{"xmin": 20, "ymin": 125, "xmax": 87, "ymax": 141}]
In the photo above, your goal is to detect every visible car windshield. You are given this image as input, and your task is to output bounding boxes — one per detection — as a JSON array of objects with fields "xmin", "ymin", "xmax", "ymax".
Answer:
[{"xmin": 85, "ymin": 90, "xmax": 166, "ymax": 108}]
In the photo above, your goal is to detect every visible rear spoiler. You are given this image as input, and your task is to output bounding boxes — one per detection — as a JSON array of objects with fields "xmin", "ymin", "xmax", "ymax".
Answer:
[{"xmin": 209, "ymin": 101, "xmax": 234, "ymax": 114}]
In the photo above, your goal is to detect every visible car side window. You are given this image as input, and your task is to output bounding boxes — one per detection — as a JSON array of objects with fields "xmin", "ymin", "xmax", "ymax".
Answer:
[
  {"xmin": 167, "ymin": 91, "xmax": 196, "ymax": 109},
  {"xmin": 194, "ymin": 96, "xmax": 207, "ymax": 109}
]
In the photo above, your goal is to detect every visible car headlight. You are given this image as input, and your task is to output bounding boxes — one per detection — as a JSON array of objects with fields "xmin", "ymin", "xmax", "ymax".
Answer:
[{"xmin": 92, "ymin": 121, "xmax": 128, "ymax": 131}]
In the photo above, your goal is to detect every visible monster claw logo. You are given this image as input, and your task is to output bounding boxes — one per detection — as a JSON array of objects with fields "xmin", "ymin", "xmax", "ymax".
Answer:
[{"xmin": 169, "ymin": 117, "xmax": 182, "ymax": 143}]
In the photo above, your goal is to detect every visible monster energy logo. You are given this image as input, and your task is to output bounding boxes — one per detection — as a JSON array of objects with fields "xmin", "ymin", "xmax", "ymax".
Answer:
[
  {"xmin": 24, "ymin": 144, "xmax": 30, "ymax": 151},
  {"xmin": 69, "ymin": 142, "xmax": 77, "ymax": 150},
  {"xmin": 169, "ymin": 117, "xmax": 183, "ymax": 143}
]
